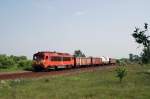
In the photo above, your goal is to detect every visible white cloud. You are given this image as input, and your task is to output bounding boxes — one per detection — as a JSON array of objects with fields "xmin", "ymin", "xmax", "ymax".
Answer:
[{"xmin": 74, "ymin": 11, "xmax": 86, "ymax": 16}]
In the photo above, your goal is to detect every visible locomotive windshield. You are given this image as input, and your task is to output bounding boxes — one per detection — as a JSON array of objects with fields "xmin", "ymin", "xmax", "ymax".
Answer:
[{"xmin": 33, "ymin": 53, "xmax": 44, "ymax": 61}]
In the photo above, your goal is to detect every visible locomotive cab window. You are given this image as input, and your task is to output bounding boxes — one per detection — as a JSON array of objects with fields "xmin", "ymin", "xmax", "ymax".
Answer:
[
  {"xmin": 45, "ymin": 56, "xmax": 48, "ymax": 60},
  {"xmin": 33, "ymin": 54, "xmax": 44, "ymax": 60}
]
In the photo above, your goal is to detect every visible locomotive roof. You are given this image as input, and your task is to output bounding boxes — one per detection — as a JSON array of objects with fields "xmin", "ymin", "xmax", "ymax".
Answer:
[{"xmin": 35, "ymin": 51, "xmax": 72, "ymax": 56}]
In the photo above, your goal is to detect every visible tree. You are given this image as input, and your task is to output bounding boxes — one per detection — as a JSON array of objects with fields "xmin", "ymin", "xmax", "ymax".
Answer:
[
  {"xmin": 10, "ymin": 55, "xmax": 27, "ymax": 63},
  {"xmin": 129, "ymin": 53, "xmax": 141, "ymax": 63},
  {"xmin": 74, "ymin": 50, "xmax": 86, "ymax": 57},
  {"xmin": 129, "ymin": 53, "xmax": 134, "ymax": 61},
  {"xmin": 132, "ymin": 23, "xmax": 150, "ymax": 63}
]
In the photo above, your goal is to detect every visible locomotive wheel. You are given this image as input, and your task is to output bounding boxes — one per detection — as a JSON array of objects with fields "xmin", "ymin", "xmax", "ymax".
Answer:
[
  {"xmin": 54, "ymin": 66, "xmax": 58, "ymax": 70},
  {"xmin": 33, "ymin": 66, "xmax": 43, "ymax": 72},
  {"xmin": 66, "ymin": 65, "xmax": 71, "ymax": 69}
]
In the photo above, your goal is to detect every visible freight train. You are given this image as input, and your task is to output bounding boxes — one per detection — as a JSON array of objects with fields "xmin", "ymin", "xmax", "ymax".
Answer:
[{"xmin": 32, "ymin": 51, "xmax": 116, "ymax": 71}]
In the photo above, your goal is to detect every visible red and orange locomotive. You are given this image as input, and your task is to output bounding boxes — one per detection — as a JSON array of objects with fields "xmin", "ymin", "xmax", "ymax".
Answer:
[{"xmin": 33, "ymin": 51, "xmax": 74, "ymax": 70}]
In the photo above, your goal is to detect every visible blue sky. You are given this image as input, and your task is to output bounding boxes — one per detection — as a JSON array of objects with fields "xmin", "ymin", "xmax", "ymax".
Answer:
[{"xmin": 0, "ymin": 0, "xmax": 150, "ymax": 59}]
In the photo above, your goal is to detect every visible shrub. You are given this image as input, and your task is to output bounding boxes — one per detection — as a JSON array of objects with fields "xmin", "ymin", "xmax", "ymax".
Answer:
[
  {"xmin": 0, "ymin": 54, "xmax": 32, "ymax": 70},
  {"xmin": 17, "ymin": 60, "xmax": 32, "ymax": 70},
  {"xmin": 44, "ymin": 79, "xmax": 49, "ymax": 83},
  {"xmin": 0, "ymin": 55, "xmax": 16, "ymax": 69},
  {"xmin": 115, "ymin": 66, "xmax": 127, "ymax": 83}
]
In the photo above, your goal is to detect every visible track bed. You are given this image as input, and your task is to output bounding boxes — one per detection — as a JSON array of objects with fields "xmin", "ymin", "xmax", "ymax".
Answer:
[{"xmin": 0, "ymin": 65, "xmax": 116, "ymax": 80}]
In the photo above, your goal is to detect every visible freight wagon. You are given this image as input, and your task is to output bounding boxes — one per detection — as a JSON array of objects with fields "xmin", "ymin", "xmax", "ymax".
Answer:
[
  {"xmin": 109, "ymin": 58, "xmax": 116, "ymax": 65},
  {"xmin": 75, "ymin": 57, "xmax": 92, "ymax": 66},
  {"xmin": 92, "ymin": 57, "xmax": 103, "ymax": 66}
]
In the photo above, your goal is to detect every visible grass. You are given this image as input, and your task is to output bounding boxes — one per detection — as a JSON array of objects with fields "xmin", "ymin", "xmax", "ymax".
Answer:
[
  {"xmin": 0, "ymin": 66, "xmax": 21, "ymax": 72},
  {"xmin": 0, "ymin": 64, "xmax": 150, "ymax": 99}
]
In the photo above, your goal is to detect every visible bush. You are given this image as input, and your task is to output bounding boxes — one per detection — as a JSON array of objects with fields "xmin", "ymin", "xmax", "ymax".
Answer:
[
  {"xmin": 0, "ymin": 55, "xmax": 16, "ymax": 69},
  {"xmin": 0, "ymin": 54, "xmax": 32, "ymax": 70},
  {"xmin": 115, "ymin": 66, "xmax": 127, "ymax": 83},
  {"xmin": 17, "ymin": 60, "xmax": 32, "ymax": 70}
]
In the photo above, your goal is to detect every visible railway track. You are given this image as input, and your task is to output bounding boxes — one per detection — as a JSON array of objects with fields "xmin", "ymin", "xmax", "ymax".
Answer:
[{"xmin": 0, "ymin": 65, "xmax": 116, "ymax": 80}]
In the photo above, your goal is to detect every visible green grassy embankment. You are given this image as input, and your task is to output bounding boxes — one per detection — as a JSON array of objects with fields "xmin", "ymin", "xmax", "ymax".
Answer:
[
  {"xmin": 0, "ymin": 67, "xmax": 24, "ymax": 73},
  {"xmin": 0, "ymin": 64, "xmax": 150, "ymax": 99}
]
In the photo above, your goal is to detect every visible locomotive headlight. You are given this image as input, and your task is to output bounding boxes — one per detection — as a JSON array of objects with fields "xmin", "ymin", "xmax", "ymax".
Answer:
[
  {"xmin": 32, "ymin": 60, "xmax": 37, "ymax": 66},
  {"xmin": 32, "ymin": 60, "xmax": 41, "ymax": 65}
]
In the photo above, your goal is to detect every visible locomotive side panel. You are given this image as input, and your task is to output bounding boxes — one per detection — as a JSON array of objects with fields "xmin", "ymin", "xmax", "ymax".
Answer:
[{"xmin": 33, "ymin": 52, "xmax": 74, "ymax": 70}]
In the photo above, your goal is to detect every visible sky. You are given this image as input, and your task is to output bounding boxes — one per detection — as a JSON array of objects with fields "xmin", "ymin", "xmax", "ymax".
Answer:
[{"xmin": 0, "ymin": 0, "xmax": 150, "ymax": 59}]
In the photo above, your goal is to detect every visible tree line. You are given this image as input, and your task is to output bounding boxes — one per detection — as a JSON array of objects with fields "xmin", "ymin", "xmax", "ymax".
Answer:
[{"xmin": 0, "ymin": 54, "xmax": 32, "ymax": 70}]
